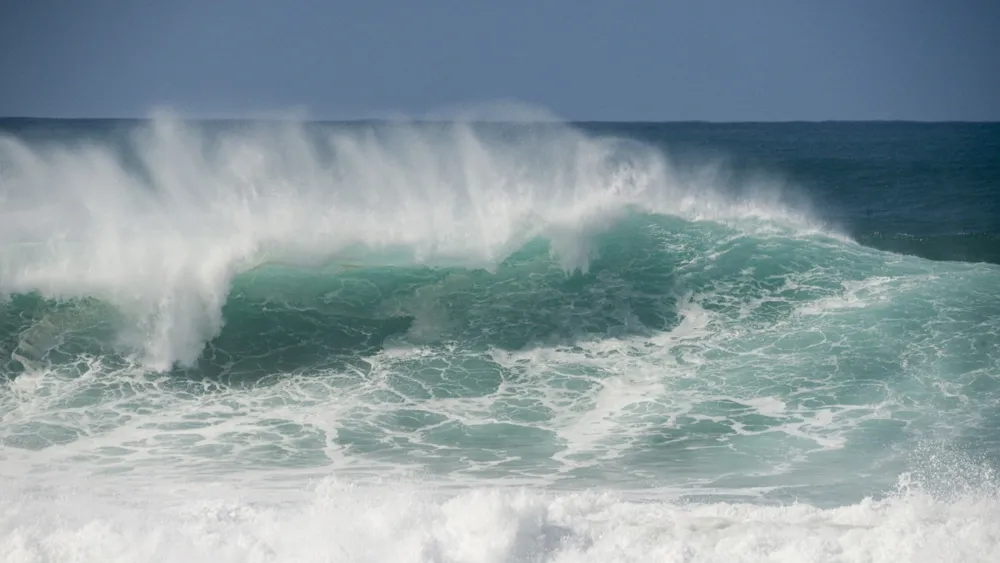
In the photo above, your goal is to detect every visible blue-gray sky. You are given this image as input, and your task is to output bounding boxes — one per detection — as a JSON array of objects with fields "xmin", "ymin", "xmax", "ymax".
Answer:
[{"xmin": 1, "ymin": 0, "xmax": 997, "ymax": 121}]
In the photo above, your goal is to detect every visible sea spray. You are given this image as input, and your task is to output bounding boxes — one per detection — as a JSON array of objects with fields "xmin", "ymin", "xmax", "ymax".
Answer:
[{"xmin": 1, "ymin": 115, "xmax": 818, "ymax": 369}]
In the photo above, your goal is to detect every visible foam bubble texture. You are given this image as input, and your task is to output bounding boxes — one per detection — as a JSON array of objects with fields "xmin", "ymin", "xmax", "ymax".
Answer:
[{"xmin": 2, "ymin": 478, "xmax": 998, "ymax": 563}]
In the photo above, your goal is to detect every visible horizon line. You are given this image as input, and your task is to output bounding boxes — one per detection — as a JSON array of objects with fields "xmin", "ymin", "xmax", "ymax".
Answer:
[{"xmin": 1, "ymin": 116, "xmax": 998, "ymax": 125}]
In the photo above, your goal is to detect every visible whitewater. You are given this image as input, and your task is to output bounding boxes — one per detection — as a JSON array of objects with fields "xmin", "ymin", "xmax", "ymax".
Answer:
[{"xmin": 1, "ymin": 114, "xmax": 998, "ymax": 562}]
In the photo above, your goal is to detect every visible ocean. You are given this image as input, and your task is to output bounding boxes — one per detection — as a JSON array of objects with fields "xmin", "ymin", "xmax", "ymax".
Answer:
[{"xmin": 1, "ymin": 116, "xmax": 998, "ymax": 562}]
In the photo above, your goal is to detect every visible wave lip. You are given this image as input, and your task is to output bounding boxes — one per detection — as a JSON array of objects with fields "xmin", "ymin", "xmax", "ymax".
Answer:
[{"xmin": 0, "ymin": 115, "xmax": 826, "ymax": 371}]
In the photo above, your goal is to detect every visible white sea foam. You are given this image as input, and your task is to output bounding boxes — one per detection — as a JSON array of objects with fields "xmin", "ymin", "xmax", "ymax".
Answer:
[
  {"xmin": 3, "ymin": 248, "xmax": 994, "ymax": 492},
  {"xmin": 1, "ymin": 475, "xmax": 998, "ymax": 563}
]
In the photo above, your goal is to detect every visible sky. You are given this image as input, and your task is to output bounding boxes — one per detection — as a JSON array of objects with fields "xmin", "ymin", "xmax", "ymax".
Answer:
[{"xmin": 0, "ymin": 0, "xmax": 998, "ymax": 121}]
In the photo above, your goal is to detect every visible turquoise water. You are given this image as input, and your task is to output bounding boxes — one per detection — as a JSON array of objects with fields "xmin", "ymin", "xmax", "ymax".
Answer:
[{"xmin": 1, "ymin": 117, "xmax": 999, "ymax": 561}]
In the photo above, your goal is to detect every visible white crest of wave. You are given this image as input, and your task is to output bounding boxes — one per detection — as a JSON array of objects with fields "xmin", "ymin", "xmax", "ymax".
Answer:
[{"xmin": 0, "ymin": 110, "xmax": 817, "ymax": 370}]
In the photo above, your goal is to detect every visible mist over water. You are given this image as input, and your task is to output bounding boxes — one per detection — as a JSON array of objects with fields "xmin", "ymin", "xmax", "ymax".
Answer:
[{"xmin": 1, "ymin": 112, "xmax": 999, "ymax": 562}]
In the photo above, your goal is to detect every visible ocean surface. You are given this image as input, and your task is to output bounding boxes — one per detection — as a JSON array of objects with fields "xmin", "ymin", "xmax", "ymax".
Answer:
[{"xmin": 1, "ymin": 116, "xmax": 998, "ymax": 562}]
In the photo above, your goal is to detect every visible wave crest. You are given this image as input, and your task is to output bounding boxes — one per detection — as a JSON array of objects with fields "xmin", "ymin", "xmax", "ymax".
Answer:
[{"xmin": 0, "ymin": 114, "xmax": 820, "ymax": 370}]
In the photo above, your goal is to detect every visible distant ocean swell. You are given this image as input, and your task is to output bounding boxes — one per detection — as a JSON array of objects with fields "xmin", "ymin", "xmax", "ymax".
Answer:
[
  {"xmin": 1, "ymin": 117, "xmax": 999, "ymax": 562},
  {"xmin": 856, "ymin": 231, "xmax": 1000, "ymax": 265}
]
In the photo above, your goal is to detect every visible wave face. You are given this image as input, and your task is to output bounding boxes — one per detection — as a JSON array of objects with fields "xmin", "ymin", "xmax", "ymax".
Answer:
[
  {"xmin": 0, "ymin": 116, "xmax": 816, "ymax": 371},
  {"xmin": 2, "ymin": 117, "xmax": 999, "ymax": 561}
]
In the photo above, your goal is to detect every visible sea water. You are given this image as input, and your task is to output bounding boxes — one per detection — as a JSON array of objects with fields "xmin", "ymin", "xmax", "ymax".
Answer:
[{"xmin": 1, "ymin": 115, "xmax": 998, "ymax": 562}]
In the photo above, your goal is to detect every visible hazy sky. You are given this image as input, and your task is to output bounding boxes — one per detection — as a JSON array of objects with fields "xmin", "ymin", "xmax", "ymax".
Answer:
[{"xmin": 1, "ymin": 0, "xmax": 997, "ymax": 121}]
